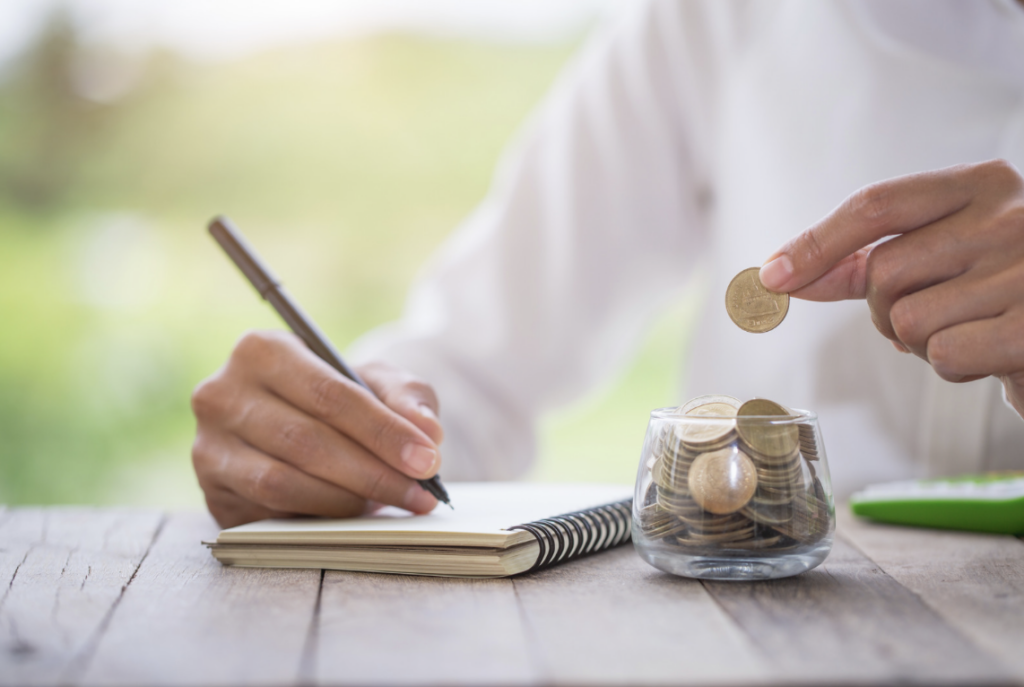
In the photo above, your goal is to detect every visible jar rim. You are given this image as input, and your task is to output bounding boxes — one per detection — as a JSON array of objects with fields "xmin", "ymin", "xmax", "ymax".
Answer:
[{"xmin": 649, "ymin": 405, "xmax": 817, "ymax": 423}]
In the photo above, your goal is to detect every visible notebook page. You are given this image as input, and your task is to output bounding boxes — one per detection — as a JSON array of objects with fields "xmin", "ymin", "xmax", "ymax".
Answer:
[{"xmin": 217, "ymin": 482, "xmax": 632, "ymax": 548}]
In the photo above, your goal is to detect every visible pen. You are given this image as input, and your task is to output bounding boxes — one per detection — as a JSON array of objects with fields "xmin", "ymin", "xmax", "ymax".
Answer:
[{"xmin": 207, "ymin": 215, "xmax": 452, "ymax": 509}]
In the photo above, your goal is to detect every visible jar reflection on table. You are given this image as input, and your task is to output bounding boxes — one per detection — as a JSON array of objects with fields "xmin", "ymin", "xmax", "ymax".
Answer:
[{"xmin": 632, "ymin": 406, "xmax": 835, "ymax": 580}]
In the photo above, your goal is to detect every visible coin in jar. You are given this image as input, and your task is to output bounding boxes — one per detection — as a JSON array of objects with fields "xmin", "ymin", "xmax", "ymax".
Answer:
[
  {"xmin": 736, "ymin": 398, "xmax": 799, "ymax": 458},
  {"xmin": 687, "ymin": 446, "xmax": 758, "ymax": 515},
  {"xmin": 676, "ymin": 402, "xmax": 737, "ymax": 447},
  {"xmin": 679, "ymin": 394, "xmax": 741, "ymax": 415}
]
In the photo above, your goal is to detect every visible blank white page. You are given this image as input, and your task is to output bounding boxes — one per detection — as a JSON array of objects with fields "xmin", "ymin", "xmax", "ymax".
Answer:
[{"xmin": 217, "ymin": 482, "xmax": 632, "ymax": 548}]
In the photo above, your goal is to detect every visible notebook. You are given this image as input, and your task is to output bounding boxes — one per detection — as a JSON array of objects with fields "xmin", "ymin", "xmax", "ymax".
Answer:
[{"xmin": 207, "ymin": 483, "xmax": 634, "ymax": 578}]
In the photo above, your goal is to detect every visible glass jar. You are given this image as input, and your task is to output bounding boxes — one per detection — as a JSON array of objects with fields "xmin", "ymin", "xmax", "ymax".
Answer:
[{"xmin": 632, "ymin": 405, "xmax": 835, "ymax": 580}]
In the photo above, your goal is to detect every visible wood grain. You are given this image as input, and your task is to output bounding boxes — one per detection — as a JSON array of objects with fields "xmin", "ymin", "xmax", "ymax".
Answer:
[
  {"xmin": 512, "ymin": 545, "xmax": 765, "ymax": 685},
  {"xmin": 81, "ymin": 512, "xmax": 320, "ymax": 686},
  {"xmin": 313, "ymin": 571, "xmax": 535, "ymax": 685},
  {"xmin": 701, "ymin": 536, "xmax": 1013, "ymax": 685},
  {"xmin": 838, "ymin": 508, "xmax": 1024, "ymax": 680},
  {"xmin": 5, "ymin": 507, "xmax": 1024, "ymax": 687},
  {"xmin": 0, "ymin": 507, "xmax": 164, "ymax": 687}
]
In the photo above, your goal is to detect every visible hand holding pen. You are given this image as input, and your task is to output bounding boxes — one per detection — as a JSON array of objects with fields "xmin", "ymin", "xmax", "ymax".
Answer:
[{"xmin": 191, "ymin": 216, "xmax": 450, "ymax": 529}]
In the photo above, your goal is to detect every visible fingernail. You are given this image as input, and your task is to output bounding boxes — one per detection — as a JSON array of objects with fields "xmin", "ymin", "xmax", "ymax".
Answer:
[
  {"xmin": 892, "ymin": 340, "xmax": 910, "ymax": 354},
  {"xmin": 417, "ymin": 404, "xmax": 438, "ymax": 422},
  {"xmin": 759, "ymin": 255, "xmax": 794, "ymax": 292},
  {"xmin": 401, "ymin": 443, "xmax": 437, "ymax": 475},
  {"xmin": 404, "ymin": 483, "xmax": 438, "ymax": 512}
]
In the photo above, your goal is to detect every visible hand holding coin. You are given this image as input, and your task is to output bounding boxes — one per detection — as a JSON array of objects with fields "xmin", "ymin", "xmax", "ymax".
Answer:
[{"xmin": 756, "ymin": 161, "xmax": 1024, "ymax": 420}]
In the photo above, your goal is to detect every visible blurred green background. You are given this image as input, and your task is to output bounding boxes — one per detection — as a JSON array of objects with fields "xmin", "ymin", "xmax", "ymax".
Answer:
[{"xmin": 0, "ymin": 9, "xmax": 695, "ymax": 508}]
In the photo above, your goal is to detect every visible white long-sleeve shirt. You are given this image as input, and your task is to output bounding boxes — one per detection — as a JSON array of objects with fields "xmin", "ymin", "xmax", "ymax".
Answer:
[{"xmin": 351, "ymin": 0, "xmax": 1024, "ymax": 498}]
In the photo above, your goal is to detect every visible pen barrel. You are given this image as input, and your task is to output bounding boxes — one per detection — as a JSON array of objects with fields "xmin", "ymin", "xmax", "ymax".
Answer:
[
  {"xmin": 208, "ymin": 217, "xmax": 280, "ymax": 297},
  {"xmin": 264, "ymin": 288, "xmax": 371, "ymax": 391},
  {"xmin": 208, "ymin": 215, "xmax": 369, "ymax": 390}
]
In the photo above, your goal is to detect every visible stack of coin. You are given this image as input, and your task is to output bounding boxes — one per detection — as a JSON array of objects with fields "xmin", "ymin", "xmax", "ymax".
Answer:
[
  {"xmin": 799, "ymin": 423, "xmax": 819, "ymax": 461},
  {"xmin": 639, "ymin": 395, "xmax": 832, "ymax": 555}
]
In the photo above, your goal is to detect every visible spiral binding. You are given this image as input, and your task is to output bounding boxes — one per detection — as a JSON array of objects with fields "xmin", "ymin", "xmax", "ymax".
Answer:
[{"xmin": 508, "ymin": 498, "xmax": 633, "ymax": 574}]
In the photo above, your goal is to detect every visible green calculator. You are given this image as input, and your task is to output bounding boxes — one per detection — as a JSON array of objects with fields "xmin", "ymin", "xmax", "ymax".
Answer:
[{"xmin": 850, "ymin": 473, "xmax": 1024, "ymax": 535}]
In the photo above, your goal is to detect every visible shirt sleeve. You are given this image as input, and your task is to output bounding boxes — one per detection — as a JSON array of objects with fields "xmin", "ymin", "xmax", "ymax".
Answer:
[{"xmin": 348, "ymin": 0, "xmax": 738, "ymax": 480}]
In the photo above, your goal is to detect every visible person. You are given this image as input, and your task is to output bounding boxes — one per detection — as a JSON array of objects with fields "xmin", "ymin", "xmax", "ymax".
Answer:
[{"xmin": 190, "ymin": 0, "xmax": 1024, "ymax": 528}]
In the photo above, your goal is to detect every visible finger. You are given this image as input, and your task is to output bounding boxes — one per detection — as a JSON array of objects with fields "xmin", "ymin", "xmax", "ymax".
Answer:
[
  {"xmin": 201, "ymin": 431, "xmax": 411, "ymax": 519},
  {"xmin": 203, "ymin": 485, "xmax": 290, "ymax": 529},
  {"xmin": 926, "ymin": 309, "xmax": 1024, "ymax": 382},
  {"xmin": 228, "ymin": 390, "xmax": 438, "ymax": 513},
  {"xmin": 760, "ymin": 164, "xmax": 978, "ymax": 293},
  {"xmin": 358, "ymin": 362, "xmax": 444, "ymax": 445},
  {"xmin": 860, "ymin": 213, "xmax": 977, "ymax": 344},
  {"xmin": 789, "ymin": 248, "xmax": 870, "ymax": 301},
  {"xmin": 194, "ymin": 429, "xmax": 372, "ymax": 517},
  {"xmin": 791, "ymin": 209, "xmax": 976, "ymax": 304},
  {"xmin": 888, "ymin": 268, "xmax": 1012, "ymax": 357},
  {"xmin": 234, "ymin": 331, "xmax": 441, "ymax": 479}
]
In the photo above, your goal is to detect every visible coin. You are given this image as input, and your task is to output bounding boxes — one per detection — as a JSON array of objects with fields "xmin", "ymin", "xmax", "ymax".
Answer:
[
  {"xmin": 687, "ymin": 446, "xmax": 758, "ymax": 515},
  {"xmin": 725, "ymin": 267, "xmax": 790, "ymax": 333},
  {"xmin": 798, "ymin": 423, "xmax": 820, "ymax": 460},
  {"xmin": 740, "ymin": 501, "xmax": 794, "ymax": 526},
  {"xmin": 736, "ymin": 399, "xmax": 799, "ymax": 458},
  {"xmin": 674, "ymin": 400, "xmax": 738, "ymax": 447},
  {"xmin": 725, "ymin": 535, "xmax": 786, "ymax": 550},
  {"xmin": 672, "ymin": 396, "xmax": 742, "ymax": 449},
  {"xmin": 679, "ymin": 394, "xmax": 741, "ymax": 415},
  {"xmin": 639, "ymin": 505, "xmax": 688, "ymax": 538}
]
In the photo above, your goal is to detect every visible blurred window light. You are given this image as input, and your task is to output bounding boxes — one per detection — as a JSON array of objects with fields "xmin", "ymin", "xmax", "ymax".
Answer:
[
  {"xmin": 0, "ymin": 0, "xmax": 613, "ymax": 67},
  {"xmin": 71, "ymin": 214, "xmax": 168, "ymax": 311}
]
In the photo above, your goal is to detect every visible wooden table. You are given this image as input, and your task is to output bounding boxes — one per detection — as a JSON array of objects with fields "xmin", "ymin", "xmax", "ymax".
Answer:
[{"xmin": 2, "ymin": 506, "xmax": 1023, "ymax": 686}]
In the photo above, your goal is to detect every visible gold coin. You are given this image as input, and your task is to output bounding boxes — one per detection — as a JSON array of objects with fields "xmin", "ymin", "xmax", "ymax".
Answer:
[
  {"xmin": 723, "ymin": 535, "xmax": 786, "ymax": 550},
  {"xmin": 743, "ymin": 443, "xmax": 801, "ymax": 466},
  {"xmin": 736, "ymin": 399, "xmax": 799, "ymax": 458},
  {"xmin": 798, "ymin": 425, "xmax": 820, "ymax": 461},
  {"xmin": 679, "ymin": 525, "xmax": 756, "ymax": 543},
  {"xmin": 756, "ymin": 459, "xmax": 803, "ymax": 481},
  {"xmin": 657, "ymin": 490, "xmax": 699, "ymax": 513},
  {"xmin": 679, "ymin": 395, "xmax": 741, "ymax": 415},
  {"xmin": 684, "ymin": 516, "xmax": 751, "ymax": 534},
  {"xmin": 752, "ymin": 491, "xmax": 796, "ymax": 507},
  {"xmin": 741, "ymin": 500, "xmax": 796, "ymax": 526},
  {"xmin": 655, "ymin": 465, "xmax": 690, "ymax": 494},
  {"xmin": 639, "ymin": 507, "xmax": 689, "ymax": 538},
  {"xmin": 676, "ymin": 403, "xmax": 738, "ymax": 446},
  {"xmin": 687, "ymin": 446, "xmax": 758, "ymax": 515},
  {"xmin": 725, "ymin": 267, "xmax": 790, "ymax": 333}
]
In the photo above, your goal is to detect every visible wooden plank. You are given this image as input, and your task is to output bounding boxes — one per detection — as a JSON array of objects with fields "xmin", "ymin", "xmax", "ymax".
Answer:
[
  {"xmin": 0, "ymin": 508, "xmax": 47, "ymax": 613},
  {"xmin": 81, "ymin": 512, "xmax": 320, "ymax": 686},
  {"xmin": 512, "ymin": 545, "xmax": 766, "ymax": 685},
  {"xmin": 838, "ymin": 508, "xmax": 1024, "ymax": 680},
  {"xmin": 0, "ymin": 508, "xmax": 164, "ymax": 687},
  {"xmin": 313, "ymin": 571, "xmax": 536, "ymax": 685},
  {"xmin": 701, "ymin": 536, "xmax": 1014, "ymax": 685}
]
